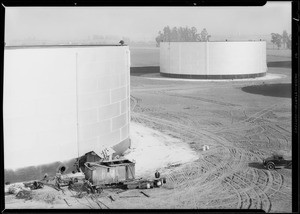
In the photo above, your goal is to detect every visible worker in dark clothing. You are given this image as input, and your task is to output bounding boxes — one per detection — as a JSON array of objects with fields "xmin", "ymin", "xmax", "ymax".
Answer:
[
  {"xmin": 56, "ymin": 166, "xmax": 66, "ymax": 182},
  {"xmin": 119, "ymin": 40, "xmax": 124, "ymax": 46},
  {"xmin": 155, "ymin": 170, "xmax": 160, "ymax": 179},
  {"xmin": 59, "ymin": 166, "xmax": 66, "ymax": 174}
]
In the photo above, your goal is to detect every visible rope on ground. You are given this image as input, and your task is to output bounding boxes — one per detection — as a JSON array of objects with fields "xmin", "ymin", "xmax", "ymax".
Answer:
[
  {"xmin": 63, "ymin": 174, "xmax": 96, "ymax": 209},
  {"xmin": 66, "ymin": 188, "xmax": 93, "ymax": 209},
  {"xmin": 90, "ymin": 195, "xmax": 102, "ymax": 209},
  {"xmin": 64, "ymin": 173, "xmax": 109, "ymax": 209}
]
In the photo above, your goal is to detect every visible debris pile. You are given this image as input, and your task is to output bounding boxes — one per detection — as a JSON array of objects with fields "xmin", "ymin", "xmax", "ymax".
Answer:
[
  {"xmin": 16, "ymin": 190, "xmax": 32, "ymax": 200},
  {"xmin": 5, "ymin": 146, "xmax": 167, "ymax": 207},
  {"xmin": 7, "ymin": 183, "xmax": 30, "ymax": 195},
  {"xmin": 6, "ymin": 183, "xmax": 33, "ymax": 201},
  {"xmin": 24, "ymin": 181, "xmax": 44, "ymax": 190}
]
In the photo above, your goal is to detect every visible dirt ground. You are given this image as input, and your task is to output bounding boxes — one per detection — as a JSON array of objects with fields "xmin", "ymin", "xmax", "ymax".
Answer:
[
  {"xmin": 128, "ymin": 52, "xmax": 292, "ymax": 212},
  {"xmin": 5, "ymin": 49, "xmax": 292, "ymax": 212},
  {"xmin": 123, "ymin": 122, "xmax": 198, "ymax": 178}
]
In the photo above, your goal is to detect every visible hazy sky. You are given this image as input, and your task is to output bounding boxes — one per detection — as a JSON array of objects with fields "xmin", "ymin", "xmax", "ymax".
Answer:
[{"xmin": 5, "ymin": 2, "xmax": 291, "ymax": 42}]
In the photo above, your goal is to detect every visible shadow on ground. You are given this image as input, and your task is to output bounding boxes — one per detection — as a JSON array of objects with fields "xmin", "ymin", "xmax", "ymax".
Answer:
[
  {"xmin": 267, "ymin": 61, "xmax": 291, "ymax": 68},
  {"xmin": 130, "ymin": 66, "xmax": 160, "ymax": 76},
  {"xmin": 248, "ymin": 162, "xmax": 266, "ymax": 170},
  {"xmin": 241, "ymin": 83, "xmax": 291, "ymax": 98}
]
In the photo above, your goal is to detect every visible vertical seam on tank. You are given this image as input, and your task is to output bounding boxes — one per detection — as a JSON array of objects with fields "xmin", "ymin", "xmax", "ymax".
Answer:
[
  {"xmin": 169, "ymin": 42, "xmax": 171, "ymax": 75},
  {"xmin": 127, "ymin": 48, "xmax": 130, "ymax": 138},
  {"xmin": 75, "ymin": 52, "xmax": 80, "ymax": 158}
]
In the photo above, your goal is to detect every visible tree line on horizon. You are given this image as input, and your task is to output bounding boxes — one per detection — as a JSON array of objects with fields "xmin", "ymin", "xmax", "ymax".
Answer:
[
  {"xmin": 271, "ymin": 30, "xmax": 291, "ymax": 50},
  {"xmin": 155, "ymin": 26, "xmax": 211, "ymax": 47}
]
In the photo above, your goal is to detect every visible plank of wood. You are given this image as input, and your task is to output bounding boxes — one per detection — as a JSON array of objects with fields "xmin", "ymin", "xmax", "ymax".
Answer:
[
  {"xmin": 108, "ymin": 195, "xmax": 115, "ymax": 201},
  {"xmin": 140, "ymin": 191, "xmax": 150, "ymax": 197},
  {"xmin": 64, "ymin": 199, "xmax": 71, "ymax": 207},
  {"xmin": 119, "ymin": 195, "xmax": 141, "ymax": 198}
]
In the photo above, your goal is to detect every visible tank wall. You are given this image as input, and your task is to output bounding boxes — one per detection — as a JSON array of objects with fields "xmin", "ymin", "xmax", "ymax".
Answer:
[
  {"xmin": 160, "ymin": 42, "xmax": 267, "ymax": 77},
  {"xmin": 76, "ymin": 47, "xmax": 130, "ymax": 155},
  {"xmin": 3, "ymin": 46, "xmax": 130, "ymax": 169}
]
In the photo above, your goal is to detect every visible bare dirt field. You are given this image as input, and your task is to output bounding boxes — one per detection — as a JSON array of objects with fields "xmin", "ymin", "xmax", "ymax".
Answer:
[{"xmin": 5, "ymin": 47, "xmax": 292, "ymax": 212}]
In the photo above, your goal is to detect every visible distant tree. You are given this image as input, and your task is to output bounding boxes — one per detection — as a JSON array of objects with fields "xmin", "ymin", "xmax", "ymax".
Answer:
[
  {"xmin": 182, "ymin": 27, "xmax": 189, "ymax": 41},
  {"xmin": 286, "ymin": 34, "xmax": 291, "ymax": 49},
  {"xmin": 207, "ymin": 35, "xmax": 211, "ymax": 41},
  {"xmin": 170, "ymin": 27, "xmax": 178, "ymax": 41},
  {"xmin": 155, "ymin": 26, "xmax": 208, "ymax": 46},
  {"xmin": 282, "ymin": 30, "xmax": 289, "ymax": 49},
  {"xmin": 191, "ymin": 27, "xmax": 201, "ymax": 41},
  {"xmin": 163, "ymin": 26, "xmax": 171, "ymax": 42},
  {"xmin": 178, "ymin": 27, "xmax": 184, "ymax": 41},
  {"xmin": 155, "ymin": 31, "xmax": 164, "ymax": 47},
  {"xmin": 200, "ymin": 28, "xmax": 211, "ymax": 42},
  {"xmin": 200, "ymin": 28, "xmax": 208, "ymax": 41},
  {"xmin": 271, "ymin": 33, "xmax": 282, "ymax": 49}
]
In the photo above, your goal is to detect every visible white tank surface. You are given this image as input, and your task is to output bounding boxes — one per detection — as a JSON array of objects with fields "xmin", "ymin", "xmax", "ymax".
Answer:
[
  {"xmin": 160, "ymin": 41, "xmax": 267, "ymax": 79},
  {"xmin": 3, "ymin": 45, "xmax": 130, "ymax": 170}
]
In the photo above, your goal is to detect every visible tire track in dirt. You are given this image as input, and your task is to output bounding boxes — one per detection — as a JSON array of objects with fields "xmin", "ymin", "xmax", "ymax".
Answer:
[
  {"xmin": 265, "ymin": 124, "xmax": 291, "ymax": 148},
  {"xmin": 223, "ymin": 177, "xmax": 252, "ymax": 209},
  {"xmin": 266, "ymin": 171, "xmax": 291, "ymax": 198},
  {"xmin": 164, "ymin": 93, "xmax": 239, "ymax": 107},
  {"xmin": 177, "ymin": 152, "xmax": 283, "ymax": 211},
  {"xmin": 194, "ymin": 149, "xmax": 254, "ymax": 210},
  {"xmin": 132, "ymin": 112, "xmax": 259, "ymax": 209},
  {"xmin": 130, "ymin": 96, "xmax": 290, "ymax": 212},
  {"xmin": 216, "ymin": 103, "xmax": 279, "ymax": 133},
  {"xmin": 201, "ymin": 149, "xmax": 260, "ymax": 210},
  {"xmin": 148, "ymin": 116, "xmax": 251, "ymax": 209},
  {"xmin": 275, "ymin": 124, "xmax": 291, "ymax": 134},
  {"xmin": 241, "ymin": 168, "xmax": 290, "ymax": 199},
  {"xmin": 240, "ymin": 104, "xmax": 278, "ymax": 124},
  {"xmin": 233, "ymin": 171, "xmax": 271, "ymax": 212}
]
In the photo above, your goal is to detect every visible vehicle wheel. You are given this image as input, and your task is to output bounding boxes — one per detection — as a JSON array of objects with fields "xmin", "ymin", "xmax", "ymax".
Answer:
[{"xmin": 267, "ymin": 163, "xmax": 275, "ymax": 170}]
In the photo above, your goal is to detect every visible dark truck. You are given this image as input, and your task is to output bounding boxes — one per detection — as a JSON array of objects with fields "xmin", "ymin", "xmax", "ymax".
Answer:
[{"xmin": 263, "ymin": 154, "xmax": 292, "ymax": 170}]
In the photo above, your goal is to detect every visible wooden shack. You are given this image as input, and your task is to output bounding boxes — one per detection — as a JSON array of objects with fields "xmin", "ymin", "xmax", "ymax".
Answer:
[
  {"xmin": 84, "ymin": 159, "xmax": 135, "ymax": 185},
  {"xmin": 77, "ymin": 151, "xmax": 103, "ymax": 173}
]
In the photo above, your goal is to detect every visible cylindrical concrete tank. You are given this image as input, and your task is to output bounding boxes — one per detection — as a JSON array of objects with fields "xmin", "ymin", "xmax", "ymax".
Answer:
[
  {"xmin": 3, "ymin": 45, "xmax": 130, "ymax": 170},
  {"xmin": 160, "ymin": 41, "xmax": 267, "ymax": 79}
]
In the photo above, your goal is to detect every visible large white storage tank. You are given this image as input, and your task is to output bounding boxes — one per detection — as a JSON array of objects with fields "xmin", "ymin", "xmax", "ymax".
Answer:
[
  {"xmin": 3, "ymin": 45, "xmax": 130, "ymax": 171},
  {"xmin": 160, "ymin": 41, "xmax": 267, "ymax": 79}
]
